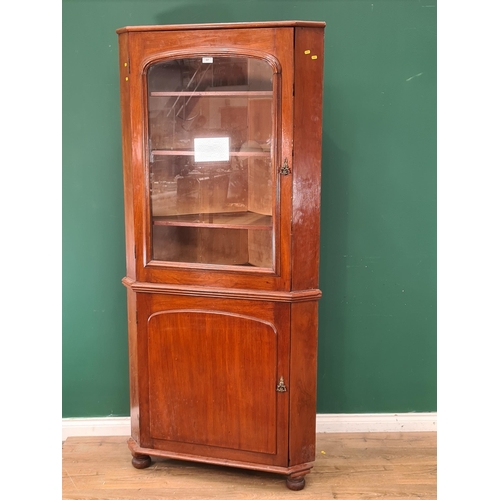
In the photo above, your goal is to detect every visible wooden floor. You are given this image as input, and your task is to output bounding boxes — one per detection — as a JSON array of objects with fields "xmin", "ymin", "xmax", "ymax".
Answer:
[{"xmin": 62, "ymin": 432, "xmax": 436, "ymax": 499}]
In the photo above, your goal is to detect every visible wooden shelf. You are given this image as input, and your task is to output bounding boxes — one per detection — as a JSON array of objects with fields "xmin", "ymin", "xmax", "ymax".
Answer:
[
  {"xmin": 151, "ymin": 150, "xmax": 270, "ymax": 157},
  {"xmin": 153, "ymin": 211, "xmax": 272, "ymax": 230},
  {"xmin": 150, "ymin": 91, "xmax": 273, "ymax": 97}
]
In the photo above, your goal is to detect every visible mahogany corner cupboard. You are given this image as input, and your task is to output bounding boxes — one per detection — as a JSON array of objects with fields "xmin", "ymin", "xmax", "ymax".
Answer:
[{"xmin": 117, "ymin": 21, "xmax": 325, "ymax": 491}]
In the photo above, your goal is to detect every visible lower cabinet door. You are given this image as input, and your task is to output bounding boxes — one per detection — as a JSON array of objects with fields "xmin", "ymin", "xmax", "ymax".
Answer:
[{"xmin": 137, "ymin": 294, "xmax": 290, "ymax": 467}]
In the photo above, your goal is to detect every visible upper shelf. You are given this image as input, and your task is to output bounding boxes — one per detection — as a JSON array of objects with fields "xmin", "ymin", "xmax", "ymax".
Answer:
[
  {"xmin": 151, "ymin": 150, "xmax": 270, "ymax": 157},
  {"xmin": 150, "ymin": 91, "xmax": 273, "ymax": 97}
]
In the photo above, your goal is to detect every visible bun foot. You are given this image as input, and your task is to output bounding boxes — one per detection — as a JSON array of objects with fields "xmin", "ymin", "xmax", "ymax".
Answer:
[
  {"xmin": 131, "ymin": 453, "xmax": 151, "ymax": 469},
  {"xmin": 286, "ymin": 475, "xmax": 306, "ymax": 491}
]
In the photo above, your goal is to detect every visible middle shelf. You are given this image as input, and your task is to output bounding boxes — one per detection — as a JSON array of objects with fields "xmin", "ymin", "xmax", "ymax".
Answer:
[{"xmin": 153, "ymin": 211, "xmax": 272, "ymax": 230}]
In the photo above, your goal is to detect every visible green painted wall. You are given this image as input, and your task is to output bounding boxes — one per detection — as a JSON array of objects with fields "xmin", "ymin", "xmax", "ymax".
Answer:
[{"xmin": 62, "ymin": 0, "xmax": 436, "ymax": 417}]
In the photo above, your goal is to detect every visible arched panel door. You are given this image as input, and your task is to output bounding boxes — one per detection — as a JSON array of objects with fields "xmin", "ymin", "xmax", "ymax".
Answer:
[{"xmin": 146, "ymin": 310, "xmax": 285, "ymax": 460}]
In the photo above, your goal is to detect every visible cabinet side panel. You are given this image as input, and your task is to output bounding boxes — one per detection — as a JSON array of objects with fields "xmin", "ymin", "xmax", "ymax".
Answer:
[
  {"xmin": 289, "ymin": 301, "xmax": 318, "ymax": 465},
  {"xmin": 118, "ymin": 32, "xmax": 136, "ymax": 280},
  {"xmin": 136, "ymin": 293, "xmax": 153, "ymax": 447},
  {"xmin": 291, "ymin": 27, "xmax": 325, "ymax": 291},
  {"xmin": 125, "ymin": 286, "xmax": 139, "ymax": 441}
]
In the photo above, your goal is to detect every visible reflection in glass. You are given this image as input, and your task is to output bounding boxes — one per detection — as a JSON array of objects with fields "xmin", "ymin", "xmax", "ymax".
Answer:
[{"xmin": 147, "ymin": 56, "xmax": 275, "ymax": 268}]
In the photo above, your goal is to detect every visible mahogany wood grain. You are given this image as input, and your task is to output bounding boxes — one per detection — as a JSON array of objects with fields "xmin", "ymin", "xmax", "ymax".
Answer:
[
  {"xmin": 125, "ymin": 287, "xmax": 139, "ymax": 442},
  {"xmin": 121, "ymin": 25, "xmax": 296, "ymax": 291},
  {"xmin": 289, "ymin": 301, "xmax": 319, "ymax": 465},
  {"xmin": 133, "ymin": 293, "xmax": 290, "ymax": 467},
  {"xmin": 122, "ymin": 277, "xmax": 321, "ymax": 302},
  {"xmin": 117, "ymin": 21, "xmax": 325, "ymax": 491},
  {"xmin": 147, "ymin": 311, "xmax": 278, "ymax": 454},
  {"xmin": 118, "ymin": 32, "xmax": 136, "ymax": 281},
  {"xmin": 291, "ymin": 27, "xmax": 325, "ymax": 291},
  {"xmin": 128, "ymin": 439, "xmax": 312, "ymax": 477}
]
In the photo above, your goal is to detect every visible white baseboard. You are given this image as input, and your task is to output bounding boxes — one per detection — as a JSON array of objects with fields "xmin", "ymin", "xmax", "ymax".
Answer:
[
  {"xmin": 62, "ymin": 413, "xmax": 436, "ymax": 441},
  {"xmin": 316, "ymin": 412, "xmax": 437, "ymax": 433},
  {"xmin": 62, "ymin": 417, "xmax": 131, "ymax": 441}
]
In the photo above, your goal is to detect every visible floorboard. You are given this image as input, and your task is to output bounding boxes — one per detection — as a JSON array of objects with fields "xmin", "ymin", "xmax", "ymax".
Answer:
[{"xmin": 62, "ymin": 432, "xmax": 436, "ymax": 499}]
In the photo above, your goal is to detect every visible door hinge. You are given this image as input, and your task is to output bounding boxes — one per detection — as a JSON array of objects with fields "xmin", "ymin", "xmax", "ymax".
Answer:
[{"xmin": 276, "ymin": 376, "xmax": 287, "ymax": 392}]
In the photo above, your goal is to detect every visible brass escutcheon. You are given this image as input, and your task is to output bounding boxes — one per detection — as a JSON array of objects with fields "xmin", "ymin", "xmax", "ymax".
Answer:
[
  {"xmin": 276, "ymin": 376, "xmax": 287, "ymax": 392},
  {"xmin": 279, "ymin": 158, "xmax": 291, "ymax": 176}
]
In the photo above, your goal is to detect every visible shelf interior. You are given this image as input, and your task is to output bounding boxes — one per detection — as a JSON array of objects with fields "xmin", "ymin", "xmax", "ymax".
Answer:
[{"xmin": 153, "ymin": 211, "xmax": 272, "ymax": 230}]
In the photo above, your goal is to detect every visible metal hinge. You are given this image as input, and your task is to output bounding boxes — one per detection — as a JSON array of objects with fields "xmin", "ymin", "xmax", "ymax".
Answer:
[{"xmin": 276, "ymin": 376, "xmax": 287, "ymax": 392}]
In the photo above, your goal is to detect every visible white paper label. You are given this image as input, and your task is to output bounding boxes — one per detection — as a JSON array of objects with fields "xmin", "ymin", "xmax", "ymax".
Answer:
[
  {"xmin": 202, "ymin": 57, "xmax": 213, "ymax": 63},
  {"xmin": 194, "ymin": 137, "xmax": 230, "ymax": 162}
]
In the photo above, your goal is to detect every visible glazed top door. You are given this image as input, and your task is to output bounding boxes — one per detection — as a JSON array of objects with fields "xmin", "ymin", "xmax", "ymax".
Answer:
[
  {"xmin": 124, "ymin": 27, "xmax": 294, "ymax": 290},
  {"xmin": 148, "ymin": 56, "xmax": 275, "ymax": 268}
]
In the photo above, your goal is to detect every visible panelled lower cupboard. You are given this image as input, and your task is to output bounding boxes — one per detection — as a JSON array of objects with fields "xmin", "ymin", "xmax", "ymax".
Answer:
[{"xmin": 117, "ymin": 21, "xmax": 325, "ymax": 490}]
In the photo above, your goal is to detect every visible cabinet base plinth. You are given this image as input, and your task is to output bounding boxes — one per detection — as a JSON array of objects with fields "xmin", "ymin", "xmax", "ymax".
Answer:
[{"xmin": 128, "ymin": 438, "xmax": 312, "ymax": 489}]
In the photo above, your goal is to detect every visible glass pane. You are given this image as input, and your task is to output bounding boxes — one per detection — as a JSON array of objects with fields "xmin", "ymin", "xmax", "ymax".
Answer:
[{"xmin": 147, "ymin": 56, "xmax": 275, "ymax": 268}]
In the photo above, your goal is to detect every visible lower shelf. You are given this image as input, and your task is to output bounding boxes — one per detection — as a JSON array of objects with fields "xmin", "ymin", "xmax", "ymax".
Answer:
[{"xmin": 152, "ymin": 224, "xmax": 273, "ymax": 267}]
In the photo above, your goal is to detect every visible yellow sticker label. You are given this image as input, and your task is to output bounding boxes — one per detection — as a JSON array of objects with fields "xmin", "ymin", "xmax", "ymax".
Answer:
[
  {"xmin": 124, "ymin": 62, "xmax": 127, "ymax": 67},
  {"xmin": 304, "ymin": 50, "xmax": 311, "ymax": 54},
  {"xmin": 311, "ymin": 55, "xmax": 318, "ymax": 60}
]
